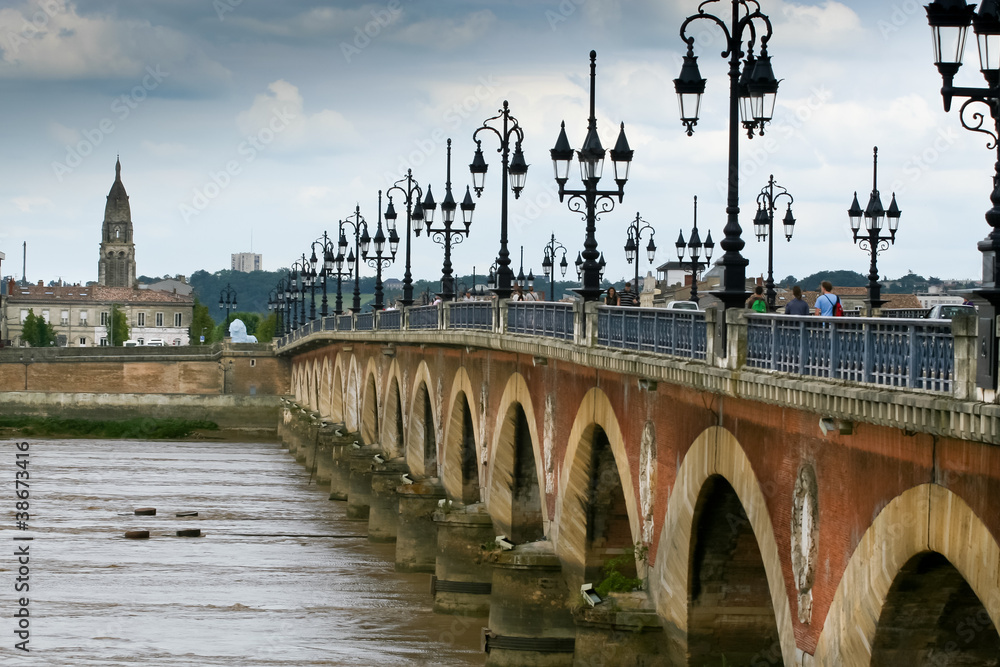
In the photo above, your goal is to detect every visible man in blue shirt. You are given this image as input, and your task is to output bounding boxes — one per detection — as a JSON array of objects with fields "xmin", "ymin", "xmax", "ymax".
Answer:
[{"xmin": 814, "ymin": 281, "xmax": 839, "ymax": 317}]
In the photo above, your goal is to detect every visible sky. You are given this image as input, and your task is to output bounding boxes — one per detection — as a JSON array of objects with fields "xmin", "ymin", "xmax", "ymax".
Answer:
[{"xmin": 0, "ymin": 0, "xmax": 989, "ymax": 289}]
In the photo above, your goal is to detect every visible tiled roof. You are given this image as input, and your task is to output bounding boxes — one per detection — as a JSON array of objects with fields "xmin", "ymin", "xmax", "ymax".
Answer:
[{"xmin": 7, "ymin": 283, "xmax": 192, "ymax": 304}]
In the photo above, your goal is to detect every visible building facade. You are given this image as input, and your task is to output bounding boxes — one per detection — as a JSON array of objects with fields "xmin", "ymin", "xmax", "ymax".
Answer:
[
  {"xmin": 98, "ymin": 158, "xmax": 137, "ymax": 288},
  {"xmin": 231, "ymin": 253, "xmax": 262, "ymax": 272},
  {"xmin": 2, "ymin": 280, "xmax": 193, "ymax": 347}
]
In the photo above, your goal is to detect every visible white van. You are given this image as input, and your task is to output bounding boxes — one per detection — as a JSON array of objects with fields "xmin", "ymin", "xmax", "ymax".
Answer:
[
  {"xmin": 123, "ymin": 340, "xmax": 140, "ymax": 347},
  {"xmin": 145, "ymin": 339, "xmax": 165, "ymax": 347}
]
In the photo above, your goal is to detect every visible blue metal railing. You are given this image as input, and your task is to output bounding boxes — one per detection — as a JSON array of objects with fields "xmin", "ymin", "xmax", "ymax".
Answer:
[
  {"xmin": 379, "ymin": 309, "xmax": 401, "ymax": 330},
  {"xmin": 323, "ymin": 316, "xmax": 336, "ymax": 331},
  {"xmin": 883, "ymin": 308, "xmax": 931, "ymax": 319},
  {"xmin": 507, "ymin": 302, "xmax": 574, "ymax": 340},
  {"xmin": 409, "ymin": 305, "xmax": 440, "ymax": 330},
  {"xmin": 356, "ymin": 313, "xmax": 374, "ymax": 331},
  {"xmin": 338, "ymin": 314, "xmax": 354, "ymax": 331},
  {"xmin": 449, "ymin": 302, "xmax": 494, "ymax": 330},
  {"xmin": 597, "ymin": 306, "xmax": 707, "ymax": 360},
  {"xmin": 746, "ymin": 314, "xmax": 954, "ymax": 392}
]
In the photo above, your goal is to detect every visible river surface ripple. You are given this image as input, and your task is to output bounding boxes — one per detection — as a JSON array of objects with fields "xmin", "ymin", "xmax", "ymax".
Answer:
[{"xmin": 0, "ymin": 438, "xmax": 486, "ymax": 666}]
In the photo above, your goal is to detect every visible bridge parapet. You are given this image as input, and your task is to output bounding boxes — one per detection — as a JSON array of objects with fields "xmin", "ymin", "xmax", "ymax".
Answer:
[{"xmin": 276, "ymin": 304, "xmax": 999, "ymax": 443}]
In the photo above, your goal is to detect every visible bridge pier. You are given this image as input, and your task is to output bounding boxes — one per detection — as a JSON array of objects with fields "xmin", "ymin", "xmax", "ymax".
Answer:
[
  {"xmin": 395, "ymin": 479, "xmax": 446, "ymax": 573},
  {"xmin": 432, "ymin": 502, "xmax": 494, "ymax": 616},
  {"xmin": 312, "ymin": 427, "xmax": 335, "ymax": 486},
  {"xmin": 368, "ymin": 456, "xmax": 408, "ymax": 542},
  {"xmin": 571, "ymin": 592, "xmax": 666, "ymax": 666},
  {"xmin": 328, "ymin": 434, "xmax": 358, "ymax": 501},
  {"xmin": 346, "ymin": 442, "xmax": 381, "ymax": 520},
  {"xmin": 483, "ymin": 541, "xmax": 576, "ymax": 667}
]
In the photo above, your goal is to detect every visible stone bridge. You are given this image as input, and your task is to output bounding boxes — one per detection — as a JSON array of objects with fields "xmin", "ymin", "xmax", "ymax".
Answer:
[{"xmin": 276, "ymin": 301, "xmax": 1000, "ymax": 666}]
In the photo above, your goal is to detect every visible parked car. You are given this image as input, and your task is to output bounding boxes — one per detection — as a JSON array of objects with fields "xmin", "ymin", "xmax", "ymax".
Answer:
[
  {"xmin": 145, "ymin": 339, "xmax": 165, "ymax": 346},
  {"xmin": 123, "ymin": 340, "xmax": 140, "ymax": 347},
  {"xmin": 927, "ymin": 304, "xmax": 976, "ymax": 319},
  {"xmin": 665, "ymin": 300, "xmax": 700, "ymax": 311}
]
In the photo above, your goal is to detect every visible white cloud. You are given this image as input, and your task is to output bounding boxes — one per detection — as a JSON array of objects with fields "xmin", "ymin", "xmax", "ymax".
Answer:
[
  {"xmin": 235, "ymin": 80, "xmax": 359, "ymax": 153},
  {"xmin": 140, "ymin": 140, "xmax": 193, "ymax": 159},
  {"xmin": 11, "ymin": 196, "xmax": 53, "ymax": 213},
  {"xmin": 392, "ymin": 10, "xmax": 497, "ymax": 51},
  {"xmin": 48, "ymin": 121, "xmax": 80, "ymax": 146}
]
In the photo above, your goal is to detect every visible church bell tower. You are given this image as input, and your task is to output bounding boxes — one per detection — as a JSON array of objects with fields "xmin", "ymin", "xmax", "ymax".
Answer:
[{"xmin": 98, "ymin": 157, "xmax": 136, "ymax": 287}]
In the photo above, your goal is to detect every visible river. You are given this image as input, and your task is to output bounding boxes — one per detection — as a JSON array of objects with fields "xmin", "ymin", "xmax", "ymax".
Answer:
[{"xmin": 0, "ymin": 438, "xmax": 486, "ymax": 666}]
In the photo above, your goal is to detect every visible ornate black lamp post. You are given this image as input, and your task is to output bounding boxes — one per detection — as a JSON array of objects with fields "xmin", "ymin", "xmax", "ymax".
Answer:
[
  {"xmin": 267, "ymin": 286, "xmax": 281, "ymax": 336},
  {"xmin": 363, "ymin": 191, "xmax": 399, "ymax": 310},
  {"xmin": 471, "ymin": 101, "xmax": 528, "ymax": 299},
  {"xmin": 422, "ymin": 139, "xmax": 476, "ymax": 301},
  {"xmin": 551, "ymin": 50, "xmax": 634, "ymax": 302},
  {"xmin": 339, "ymin": 206, "xmax": 370, "ymax": 313},
  {"xmin": 674, "ymin": 0, "xmax": 781, "ymax": 315},
  {"xmin": 541, "ymin": 234, "xmax": 568, "ymax": 301},
  {"xmin": 219, "ymin": 283, "xmax": 237, "ymax": 329},
  {"xmin": 487, "ymin": 260, "xmax": 500, "ymax": 291},
  {"xmin": 385, "ymin": 170, "xmax": 426, "ymax": 307},
  {"xmin": 290, "ymin": 257, "xmax": 309, "ymax": 328},
  {"xmin": 847, "ymin": 148, "xmax": 899, "ymax": 315},
  {"xmin": 925, "ymin": 0, "xmax": 1000, "ymax": 387},
  {"xmin": 327, "ymin": 230, "xmax": 353, "ymax": 316},
  {"xmin": 675, "ymin": 196, "xmax": 715, "ymax": 304},
  {"xmin": 753, "ymin": 175, "xmax": 796, "ymax": 311},
  {"xmin": 624, "ymin": 213, "xmax": 656, "ymax": 291},
  {"xmin": 309, "ymin": 231, "xmax": 338, "ymax": 318}
]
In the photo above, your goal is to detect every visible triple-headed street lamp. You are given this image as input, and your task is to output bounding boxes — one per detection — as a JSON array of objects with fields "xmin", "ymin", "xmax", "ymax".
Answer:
[
  {"xmin": 471, "ymin": 101, "xmax": 528, "ymax": 299},
  {"xmin": 339, "ymin": 206, "xmax": 370, "ymax": 313},
  {"xmin": 541, "ymin": 234, "xmax": 568, "ymax": 301},
  {"xmin": 925, "ymin": 0, "xmax": 1000, "ymax": 388},
  {"xmin": 385, "ymin": 170, "xmax": 425, "ymax": 307},
  {"xmin": 514, "ymin": 245, "xmax": 534, "ymax": 292},
  {"xmin": 624, "ymin": 213, "xmax": 656, "ymax": 291},
  {"xmin": 847, "ymin": 147, "xmax": 900, "ymax": 315},
  {"xmin": 753, "ymin": 175, "xmax": 796, "ymax": 311},
  {"xmin": 422, "ymin": 139, "xmax": 476, "ymax": 301},
  {"xmin": 363, "ymin": 191, "xmax": 399, "ymax": 310},
  {"xmin": 674, "ymin": 0, "xmax": 781, "ymax": 316},
  {"xmin": 676, "ymin": 196, "xmax": 715, "ymax": 304},
  {"xmin": 309, "ymin": 231, "xmax": 337, "ymax": 319},
  {"xmin": 551, "ymin": 50, "xmax": 633, "ymax": 302},
  {"xmin": 267, "ymin": 281, "xmax": 287, "ymax": 336}
]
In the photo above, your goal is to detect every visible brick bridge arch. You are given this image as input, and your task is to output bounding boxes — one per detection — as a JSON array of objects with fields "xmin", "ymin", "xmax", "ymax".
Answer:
[
  {"xmin": 329, "ymin": 355, "xmax": 345, "ymax": 424},
  {"xmin": 360, "ymin": 358, "xmax": 379, "ymax": 445},
  {"xmin": 380, "ymin": 359, "xmax": 405, "ymax": 458},
  {"xmin": 555, "ymin": 386, "xmax": 640, "ymax": 593},
  {"xmin": 406, "ymin": 360, "xmax": 438, "ymax": 477},
  {"xmin": 344, "ymin": 355, "xmax": 360, "ymax": 433},
  {"xmin": 815, "ymin": 483, "xmax": 1000, "ymax": 665},
  {"xmin": 653, "ymin": 425, "xmax": 797, "ymax": 667},
  {"xmin": 486, "ymin": 371, "xmax": 548, "ymax": 541},
  {"xmin": 441, "ymin": 366, "xmax": 482, "ymax": 504}
]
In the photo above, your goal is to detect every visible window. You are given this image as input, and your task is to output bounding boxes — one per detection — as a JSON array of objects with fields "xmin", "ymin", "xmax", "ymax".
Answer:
[
  {"xmin": 174, "ymin": 313, "xmax": 182, "ymax": 327},
  {"xmin": 80, "ymin": 311, "xmax": 88, "ymax": 325},
  {"xmin": 61, "ymin": 310, "xmax": 69, "ymax": 325},
  {"xmin": 101, "ymin": 312, "xmax": 109, "ymax": 326},
  {"xmin": 155, "ymin": 312, "xmax": 163, "ymax": 327},
  {"xmin": 99, "ymin": 337, "xmax": 108, "ymax": 346},
  {"xmin": 79, "ymin": 337, "xmax": 86, "ymax": 346},
  {"xmin": 137, "ymin": 338, "xmax": 144, "ymax": 345},
  {"xmin": 20, "ymin": 310, "xmax": 27, "ymax": 324},
  {"xmin": 41, "ymin": 310, "xmax": 49, "ymax": 323},
  {"xmin": 137, "ymin": 312, "xmax": 145, "ymax": 327},
  {"xmin": 250, "ymin": 359, "xmax": 256, "ymax": 367}
]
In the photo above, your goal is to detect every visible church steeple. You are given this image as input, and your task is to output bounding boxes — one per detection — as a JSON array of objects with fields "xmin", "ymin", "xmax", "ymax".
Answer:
[{"xmin": 98, "ymin": 158, "xmax": 136, "ymax": 287}]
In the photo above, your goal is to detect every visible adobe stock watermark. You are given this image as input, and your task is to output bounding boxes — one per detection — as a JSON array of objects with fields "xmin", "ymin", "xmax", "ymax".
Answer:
[
  {"xmin": 888, "ymin": 125, "xmax": 960, "ymax": 196},
  {"xmin": 51, "ymin": 66, "xmax": 170, "ymax": 183},
  {"xmin": 341, "ymin": 0, "xmax": 412, "ymax": 63},
  {"xmin": 178, "ymin": 105, "xmax": 297, "ymax": 223},
  {"xmin": 381, "ymin": 75, "xmax": 499, "ymax": 188},
  {"xmin": 877, "ymin": 0, "xmax": 924, "ymax": 41},
  {"xmin": 712, "ymin": 85, "xmax": 833, "ymax": 199},
  {"xmin": 5, "ymin": 0, "xmax": 67, "ymax": 56},
  {"xmin": 214, "ymin": 0, "xmax": 243, "ymax": 21}
]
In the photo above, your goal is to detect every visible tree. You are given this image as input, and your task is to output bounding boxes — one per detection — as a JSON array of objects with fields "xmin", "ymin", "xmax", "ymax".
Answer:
[
  {"xmin": 255, "ymin": 313, "xmax": 278, "ymax": 343},
  {"xmin": 106, "ymin": 305, "xmax": 129, "ymax": 346},
  {"xmin": 189, "ymin": 299, "xmax": 215, "ymax": 345},
  {"xmin": 21, "ymin": 309, "xmax": 57, "ymax": 347}
]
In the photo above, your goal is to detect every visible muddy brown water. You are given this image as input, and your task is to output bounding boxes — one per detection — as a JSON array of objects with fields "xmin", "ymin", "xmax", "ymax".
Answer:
[{"xmin": 0, "ymin": 438, "xmax": 486, "ymax": 666}]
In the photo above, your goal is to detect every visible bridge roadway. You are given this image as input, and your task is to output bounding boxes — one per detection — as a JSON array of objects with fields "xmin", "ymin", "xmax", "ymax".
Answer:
[{"xmin": 276, "ymin": 301, "xmax": 1000, "ymax": 666}]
